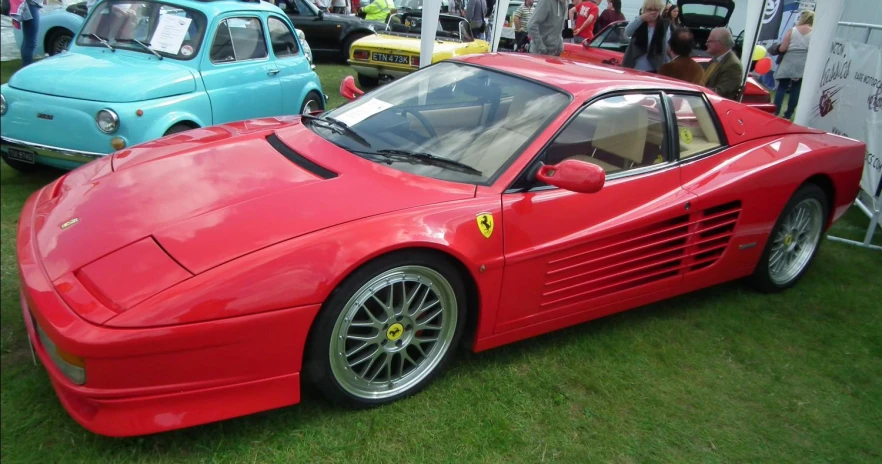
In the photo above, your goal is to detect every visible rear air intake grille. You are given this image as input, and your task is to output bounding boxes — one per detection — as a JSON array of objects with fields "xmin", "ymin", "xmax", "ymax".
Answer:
[
  {"xmin": 266, "ymin": 133, "xmax": 338, "ymax": 179},
  {"xmin": 686, "ymin": 201, "xmax": 742, "ymax": 272}
]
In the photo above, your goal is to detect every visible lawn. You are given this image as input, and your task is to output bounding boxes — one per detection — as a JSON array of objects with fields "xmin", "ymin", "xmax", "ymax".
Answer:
[{"xmin": 1, "ymin": 58, "xmax": 881, "ymax": 463}]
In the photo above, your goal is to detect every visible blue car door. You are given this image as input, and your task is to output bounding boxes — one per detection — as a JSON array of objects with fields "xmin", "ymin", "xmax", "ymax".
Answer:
[
  {"xmin": 200, "ymin": 14, "xmax": 283, "ymax": 124},
  {"xmin": 265, "ymin": 14, "xmax": 316, "ymax": 114}
]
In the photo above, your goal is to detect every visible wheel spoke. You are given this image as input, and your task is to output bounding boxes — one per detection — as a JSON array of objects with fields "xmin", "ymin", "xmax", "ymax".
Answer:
[
  {"xmin": 370, "ymin": 293, "xmax": 394, "ymax": 320},
  {"xmin": 360, "ymin": 303, "xmax": 386, "ymax": 326},
  {"xmin": 410, "ymin": 286, "xmax": 431, "ymax": 316},
  {"xmin": 415, "ymin": 335, "xmax": 440, "ymax": 344},
  {"xmin": 416, "ymin": 307, "xmax": 443, "ymax": 330},
  {"xmin": 346, "ymin": 341, "xmax": 372, "ymax": 358},
  {"xmin": 346, "ymin": 333, "xmax": 376, "ymax": 342},
  {"xmin": 414, "ymin": 299, "xmax": 440, "ymax": 319},
  {"xmin": 350, "ymin": 346, "xmax": 381, "ymax": 368},
  {"xmin": 412, "ymin": 342, "xmax": 428, "ymax": 358}
]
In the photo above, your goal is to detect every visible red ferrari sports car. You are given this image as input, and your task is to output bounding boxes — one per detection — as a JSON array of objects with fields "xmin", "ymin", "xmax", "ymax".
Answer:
[
  {"xmin": 561, "ymin": 20, "xmax": 777, "ymax": 113},
  {"xmin": 17, "ymin": 53, "xmax": 864, "ymax": 437}
]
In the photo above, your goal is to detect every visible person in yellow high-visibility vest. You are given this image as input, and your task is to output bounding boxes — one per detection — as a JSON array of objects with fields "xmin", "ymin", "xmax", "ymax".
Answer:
[{"xmin": 360, "ymin": 0, "xmax": 394, "ymax": 21}]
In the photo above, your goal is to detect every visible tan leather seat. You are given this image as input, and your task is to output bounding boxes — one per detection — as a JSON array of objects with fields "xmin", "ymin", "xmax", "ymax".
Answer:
[{"xmin": 574, "ymin": 103, "xmax": 648, "ymax": 172}]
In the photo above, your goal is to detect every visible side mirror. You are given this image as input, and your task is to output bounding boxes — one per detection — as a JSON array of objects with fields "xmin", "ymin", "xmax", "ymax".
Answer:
[
  {"xmin": 340, "ymin": 75, "xmax": 364, "ymax": 101},
  {"xmin": 535, "ymin": 159, "xmax": 605, "ymax": 193}
]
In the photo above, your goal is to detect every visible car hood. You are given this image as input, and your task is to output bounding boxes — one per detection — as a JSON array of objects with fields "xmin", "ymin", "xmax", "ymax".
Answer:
[
  {"xmin": 325, "ymin": 12, "xmax": 385, "ymax": 28},
  {"xmin": 355, "ymin": 33, "xmax": 476, "ymax": 54},
  {"xmin": 31, "ymin": 117, "xmax": 476, "ymax": 281},
  {"xmin": 8, "ymin": 52, "xmax": 196, "ymax": 102},
  {"xmin": 677, "ymin": 0, "xmax": 735, "ymax": 28}
]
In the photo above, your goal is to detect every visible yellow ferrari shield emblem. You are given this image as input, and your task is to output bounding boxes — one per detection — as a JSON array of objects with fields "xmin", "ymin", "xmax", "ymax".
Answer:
[
  {"xmin": 386, "ymin": 323, "xmax": 404, "ymax": 341},
  {"xmin": 476, "ymin": 212, "xmax": 494, "ymax": 239},
  {"xmin": 679, "ymin": 127, "xmax": 693, "ymax": 145}
]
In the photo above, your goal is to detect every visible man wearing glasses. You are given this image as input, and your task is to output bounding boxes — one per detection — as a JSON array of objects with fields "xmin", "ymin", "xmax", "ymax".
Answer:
[{"xmin": 701, "ymin": 27, "xmax": 743, "ymax": 101}]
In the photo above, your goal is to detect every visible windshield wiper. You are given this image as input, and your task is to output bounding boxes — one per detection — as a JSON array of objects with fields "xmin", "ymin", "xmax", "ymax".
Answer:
[
  {"xmin": 352, "ymin": 149, "xmax": 483, "ymax": 176},
  {"xmin": 81, "ymin": 33, "xmax": 114, "ymax": 51},
  {"xmin": 116, "ymin": 38, "xmax": 162, "ymax": 59},
  {"xmin": 301, "ymin": 114, "xmax": 371, "ymax": 148}
]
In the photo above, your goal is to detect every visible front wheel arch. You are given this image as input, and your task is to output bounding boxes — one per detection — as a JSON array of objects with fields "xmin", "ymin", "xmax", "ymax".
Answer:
[{"xmin": 301, "ymin": 247, "xmax": 480, "ymax": 404}]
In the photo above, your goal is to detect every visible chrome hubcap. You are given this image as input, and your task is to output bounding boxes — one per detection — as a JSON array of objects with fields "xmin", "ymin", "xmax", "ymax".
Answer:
[
  {"xmin": 769, "ymin": 198, "xmax": 823, "ymax": 285},
  {"xmin": 330, "ymin": 265, "xmax": 457, "ymax": 400},
  {"xmin": 302, "ymin": 99, "xmax": 318, "ymax": 114}
]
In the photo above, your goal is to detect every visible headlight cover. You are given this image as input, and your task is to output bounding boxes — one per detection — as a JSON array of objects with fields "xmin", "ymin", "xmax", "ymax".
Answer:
[
  {"xmin": 96, "ymin": 109, "xmax": 119, "ymax": 133},
  {"xmin": 0, "ymin": 93, "xmax": 7, "ymax": 115}
]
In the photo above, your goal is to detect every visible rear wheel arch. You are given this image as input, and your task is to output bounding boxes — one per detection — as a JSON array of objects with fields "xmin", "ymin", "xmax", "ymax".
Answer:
[{"xmin": 802, "ymin": 173, "xmax": 836, "ymax": 227}]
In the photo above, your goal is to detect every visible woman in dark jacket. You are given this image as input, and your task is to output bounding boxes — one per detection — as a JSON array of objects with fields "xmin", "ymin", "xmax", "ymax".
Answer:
[{"xmin": 621, "ymin": 0, "xmax": 670, "ymax": 73}]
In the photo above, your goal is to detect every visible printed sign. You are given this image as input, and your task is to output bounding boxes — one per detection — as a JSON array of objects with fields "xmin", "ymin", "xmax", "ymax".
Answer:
[{"xmin": 804, "ymin": 39, "xmax": 882, "ymax": 200}]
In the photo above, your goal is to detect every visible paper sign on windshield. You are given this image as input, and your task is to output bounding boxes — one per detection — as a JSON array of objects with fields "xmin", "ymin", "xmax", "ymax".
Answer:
[
  {"xmin": 334, "ymin": 99, "xmax": 394, "ymax": 126},
  {"xmin": 151, "ymin": 14, "xmax": 191, "ymax": 54}
]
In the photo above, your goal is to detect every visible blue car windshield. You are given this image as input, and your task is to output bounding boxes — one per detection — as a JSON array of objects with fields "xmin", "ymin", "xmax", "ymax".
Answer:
[{"xmin": 76, "ymin": 0, "xmax": 207, "ymax": 60}]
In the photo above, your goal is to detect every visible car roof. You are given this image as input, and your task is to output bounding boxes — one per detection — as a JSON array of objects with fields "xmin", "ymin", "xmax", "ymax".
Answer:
[
  {"xmin": 455, "ymin": 53, "xmax": 711, "ymax": 99},
  {"xmin": 153, "ymin": 0, "xmax": 283, "ymax": 17}
]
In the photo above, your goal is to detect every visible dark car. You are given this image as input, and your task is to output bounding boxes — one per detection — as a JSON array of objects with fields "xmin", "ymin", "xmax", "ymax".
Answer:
[{"xmin": 280, "ymin": 0, "xmax": 385, "ymax": 59}]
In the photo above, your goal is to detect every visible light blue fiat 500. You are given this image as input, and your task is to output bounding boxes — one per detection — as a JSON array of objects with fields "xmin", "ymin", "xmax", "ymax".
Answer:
[{"xmin": 0, "ymin": 0, "xmax": 324, "ymax": 171}]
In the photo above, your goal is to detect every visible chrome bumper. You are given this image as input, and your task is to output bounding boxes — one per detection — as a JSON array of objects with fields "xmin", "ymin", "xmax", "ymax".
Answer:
[{"xmin": 1, "ymin": 136, "xmax": 105, "ymax": 165}]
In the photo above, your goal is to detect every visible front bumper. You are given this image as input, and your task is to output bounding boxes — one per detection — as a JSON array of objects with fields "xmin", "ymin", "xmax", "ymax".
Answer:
[
  {"xmin": 16, "ymin": 185, "xmax": 322, "ymax": 437},
  {"xmin": 2, "ymin": 135, "xmax": 104, "ymax": 170}
]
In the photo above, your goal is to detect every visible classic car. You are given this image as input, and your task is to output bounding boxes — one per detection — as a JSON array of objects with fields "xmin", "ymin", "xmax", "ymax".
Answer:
[
  {"xmin": 347, "ymin": 11, "xmax": 488, "ymax": 86},
  {"xmin": 560, "ymin": 19, "xmax": 776, "ymax": 112},
  {"xmin": 8, "ymin": 0, "xmax": 315, "ymax": 65},
  {"xmin": 7, "ymin": 0, "xmax": 84, "ymax": 58},
  {"xmin": 17, "ymin": 53, "xmax": 865, "ymax": 436},
  {"xmin": 278, "ymin": 0, "xmax": 385, "ymax": 60},
  {"xmin": 1, "ymin": 0, "xmax": 323, "ymax": 172}
]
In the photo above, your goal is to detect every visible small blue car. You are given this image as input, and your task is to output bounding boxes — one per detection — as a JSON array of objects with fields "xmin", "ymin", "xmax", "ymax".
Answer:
[{"xmin": 1, "ymin": 0, "xmax": 324, "ymax": 171}]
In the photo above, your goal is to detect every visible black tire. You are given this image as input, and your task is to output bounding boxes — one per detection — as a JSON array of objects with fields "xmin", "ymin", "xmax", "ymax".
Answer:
[
  {"xmin": 300, "ymin": 90, "xmax": 324, "ymax": 114},
  {"xmin": 357, "ymin": 73, "xmax": 379, "ymax": 88},
  {"xmin": 163, "ymin": 123, "xmax": 195, "ymax": 136},
  {"xmin": 341, "ymin": 33, "xmax": 369, "ymax": 61},
  {"xmin": 45, "ymin": 28, "xmax": 73, "ymax": 56},
  {"xmin": 747, "ymin": 183, "xmax": 829, "ymax": 293},
  {"xmin": 304, "ymin": 250, "xmax": 468, "ymax": 409},
  {"xmin": 1, "ymin": 152, "xmax": 41, "ymax": 173}
]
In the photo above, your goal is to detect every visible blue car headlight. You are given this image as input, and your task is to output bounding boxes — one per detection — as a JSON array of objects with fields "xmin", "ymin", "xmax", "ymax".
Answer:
[{"xmin": 96, "ymin": 109, "xmax": 119, "ymax": 133}]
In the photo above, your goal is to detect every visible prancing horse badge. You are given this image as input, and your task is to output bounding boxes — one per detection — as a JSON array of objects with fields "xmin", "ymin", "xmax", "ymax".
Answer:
[{"xmin": 476, "ymin": 212, "xmax": 494, "ymax": 239}]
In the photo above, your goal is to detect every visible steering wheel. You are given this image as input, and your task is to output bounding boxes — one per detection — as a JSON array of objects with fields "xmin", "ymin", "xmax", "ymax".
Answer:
[{"xmin": 399, "ymin": 108, "xmax": 437, "ymax": 138}]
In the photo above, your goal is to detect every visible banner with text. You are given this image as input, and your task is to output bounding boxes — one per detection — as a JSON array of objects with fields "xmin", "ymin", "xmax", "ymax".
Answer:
[{"xmin": 804, "ymin": 39, "xmax": 882, "ymax": 201}]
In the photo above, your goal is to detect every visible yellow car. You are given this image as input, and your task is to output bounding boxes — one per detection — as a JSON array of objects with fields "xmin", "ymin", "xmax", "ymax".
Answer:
[{"xmin": 348, "ymin": 12, "xmax": 489, "ymax": 87}]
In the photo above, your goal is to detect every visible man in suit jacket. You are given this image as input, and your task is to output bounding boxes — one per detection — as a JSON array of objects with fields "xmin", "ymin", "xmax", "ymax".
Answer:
[
  {"xmin": 701, "ymin": 27, "xmax": 743, "ymax": 100},
  {"xmin": 658, "ymin": 27, "xmax": 704, "ymax": 84}
]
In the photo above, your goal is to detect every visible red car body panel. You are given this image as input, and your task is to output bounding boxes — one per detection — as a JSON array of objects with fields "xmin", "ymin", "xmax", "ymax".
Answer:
[
  {"xmin": 16, "ymin": 53, "xmax": 865, "ymax": 437},
  {"xmin": 560, "ymin": 21, "xmax": 777, "ymax": 113}
]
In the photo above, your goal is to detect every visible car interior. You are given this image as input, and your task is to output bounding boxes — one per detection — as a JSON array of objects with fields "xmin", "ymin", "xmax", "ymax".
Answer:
[{"xmin": 210, "ymin": 18, "xmax": 268, "ymax": 62}]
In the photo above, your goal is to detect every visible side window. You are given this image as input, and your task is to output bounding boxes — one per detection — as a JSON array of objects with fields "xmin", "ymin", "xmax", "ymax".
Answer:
[
  {"xmin": 594, "ymin": 25, "xmax": 629, "ymax": 51},
  {"xmin": 670, "ymin": 94, "xmax": 723, "ymax": 159},
  {"xmin": 544, "ymin": 94, "xmax": 668, "ymax": 175},
  {"xmin": 268, "ymin": 16, "xmax": 299, "ymax": 57},
  {"xmin": 210, "ymin": 17, "xmax": 267, "ymax": 63}
]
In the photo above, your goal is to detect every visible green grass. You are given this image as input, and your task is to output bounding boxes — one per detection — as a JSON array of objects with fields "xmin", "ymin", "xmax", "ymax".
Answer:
[{"xmin": 2, "ymin": 59, "xmax": 882, "ymax": 463}]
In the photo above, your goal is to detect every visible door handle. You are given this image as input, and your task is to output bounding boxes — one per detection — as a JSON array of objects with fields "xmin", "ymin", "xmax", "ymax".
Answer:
[{"xmin": 267, "ymin": 69, "xmax": 280, "ymax": 76}]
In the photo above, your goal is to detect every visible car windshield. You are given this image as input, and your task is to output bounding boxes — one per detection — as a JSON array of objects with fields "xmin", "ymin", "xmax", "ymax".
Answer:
[
  {"xmin": 385, "ymin": 14, "xmax": 469, "ymax": 41},
  {"xmin": 76, "ymin": 0, "xmax": 207, "ymax": 60},
  {"xmin": 314, "ymin": 62, "xmax": 571, "ymax": 185}
]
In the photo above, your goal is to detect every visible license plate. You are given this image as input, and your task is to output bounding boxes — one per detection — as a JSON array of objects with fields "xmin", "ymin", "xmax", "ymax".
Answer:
[
  {"xmin": 372, "ymin": 52, "xmax": 410, "ymax": 64},
  {"xmin": 7, "ymin": 148, "xmax": 35, "ymax": 164}
]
